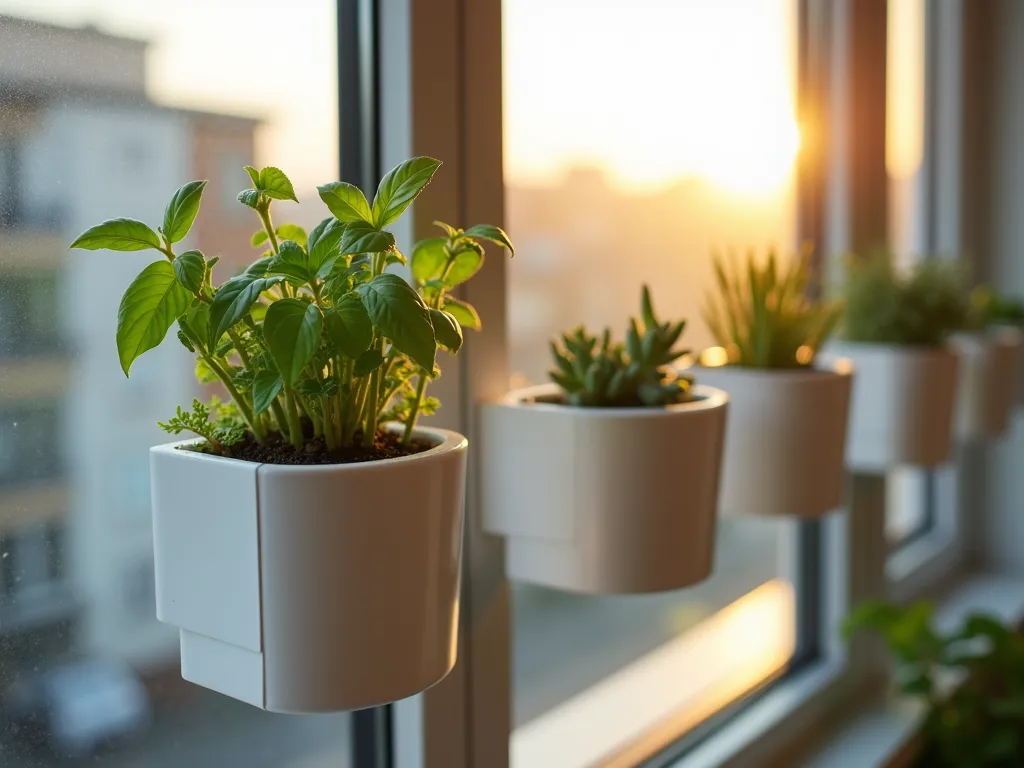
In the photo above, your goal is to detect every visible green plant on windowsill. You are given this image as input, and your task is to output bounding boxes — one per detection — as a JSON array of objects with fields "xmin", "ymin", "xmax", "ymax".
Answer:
[
  {"xmin": 970, "ymin": 286, "xmax": 1024, "ymax": 328},
  {"xmin": 548, "ymin": 285, "xmax": 693, "ymax": 407},
  {"xmin": 844, "ymin": 600, "xmax": 1024, "ymax": 768},
  {"xmin": 701, "ymin": 245, "xmax": 844, "ymax": 368},
  {"xmin": 70, "ymin": 157, "xmax": 513, "ymax": 461},
  {"xmin": 841, "ymin": 251, "xmax": 970, "ymax": 346}
]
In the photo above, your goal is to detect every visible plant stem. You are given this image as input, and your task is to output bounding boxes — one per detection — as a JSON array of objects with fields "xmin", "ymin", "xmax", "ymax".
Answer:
[
  {"xmin": 362, "ymin": 364, "xmax": 380, "ymax": 448},
  {"xmin": 204, "ymin": 355, "xmax": 265, "ymax": 444},
  {"xmin": 284, "ymin": 390, "xmax": 304, "ymax": 450},
  {"xmin": 269, "ymin": 399, "xmax": 290, "ymax": 441},
  {"xmin": 402, "ymin": 373, "xmax": 430, "ymax": 445},
  {"xmin": 258, "ymin": 205, "xmax": 280, "ymax": 254}
]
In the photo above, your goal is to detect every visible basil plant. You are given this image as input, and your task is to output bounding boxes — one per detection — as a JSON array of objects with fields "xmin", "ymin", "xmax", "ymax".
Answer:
[{"xmin": 70, "ymin": 158, "xmax": 513, "ymax": 457}]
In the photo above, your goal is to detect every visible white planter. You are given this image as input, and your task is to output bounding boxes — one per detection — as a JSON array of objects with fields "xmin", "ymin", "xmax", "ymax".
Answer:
[
  {"xmin": 481, "ymin": 384, "xmax": 728, "ymax": 595},
  {"xmin": 150, "ymin": 427, "xmax": 468, "ymax": 713},
  {"xmin": 951, "ymin": 329, "xmax": 1023, "ymax": 440},
  {"xmin": 827, "ymin": 342, "xmax": 959, "ymax": 471},
  {"xmin": 696, "ymin": 362, "xmax": 852, "ymax": 518}
]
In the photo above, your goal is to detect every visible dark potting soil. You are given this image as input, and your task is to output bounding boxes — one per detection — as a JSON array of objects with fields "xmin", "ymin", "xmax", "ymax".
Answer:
[{"xmin": 184, "ymin": 429, "xmax": 435, "ymax": 466}]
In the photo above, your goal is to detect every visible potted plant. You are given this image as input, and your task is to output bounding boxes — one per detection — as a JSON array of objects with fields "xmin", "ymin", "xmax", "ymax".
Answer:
[
  {"xmin": 829, "ymin": 253, "xmax": 968, "ymax": 471},
  {"xmin": 845, "ymin": 600, "xmax": 1024, "ymax": 767},
  {"xmin": 481, "ymin": 287, "xmax": 728, "ymax": 595},
  {"xmin": 949, "ymin": 286, "xmax": 1024, "ymax": 438},
  {"xmin": 69, "ymin": 158, "xmax": 514, "ymax": 713},
  {"xmin": 697, "ymin": 247, "xmax": 852, "ymax": 518}
]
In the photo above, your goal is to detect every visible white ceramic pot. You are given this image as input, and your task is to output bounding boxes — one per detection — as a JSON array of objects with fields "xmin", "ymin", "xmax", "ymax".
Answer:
[
  {"xmin": 696, "ymin": 361, "xmax": 852, "ymax": 518},
  {"xmin": 951, "ymin": 329, "xmax": 1023, "ymax": 440},
  {"xmin": 827, "ymin": 342, "xmax": 959, "ymax": 471},
  {"xmin": 151, "ymin": 426, "xmax": 468, "ymax": 713},
  {"xmin": 481, "ymin": 384, "xmax": 728, "ymax": 595}
]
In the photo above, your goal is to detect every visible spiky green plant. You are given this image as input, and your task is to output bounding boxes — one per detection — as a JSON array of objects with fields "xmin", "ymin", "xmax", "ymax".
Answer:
[
  {"xmin": 842, "ymin": 251, "xmax": 970, "ymax": 346},
  {"xmin": 971, "ymin": 286, "xmax": 1024, "ymax": 327},
  {"xmin": 548, "ymin": 286, "xmax": 692, "ymax": 407},
  {"xmin": 702, "ymin": 246, "xmax": 843, "ymax": 368}
]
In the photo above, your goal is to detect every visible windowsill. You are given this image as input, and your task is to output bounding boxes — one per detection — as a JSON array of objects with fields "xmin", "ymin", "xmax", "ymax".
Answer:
[{"xmin": 671, "ymin": 573, "xmax": 1024, "ymax": 768}]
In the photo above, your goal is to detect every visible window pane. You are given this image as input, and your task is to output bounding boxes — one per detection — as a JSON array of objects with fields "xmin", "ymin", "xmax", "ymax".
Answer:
[
  {"xmin": 504, "ymin": 0, "xmax": 800, "ymax": 763},
  {"xmin": 0, "ymin": 6, "xmax": 350, "ymax": 765}
]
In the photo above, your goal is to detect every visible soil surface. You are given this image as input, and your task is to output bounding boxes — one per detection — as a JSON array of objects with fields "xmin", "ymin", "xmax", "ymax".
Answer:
[{"xmin": 185, "ymin": 429, "xmax": 435, "ymax": 465}]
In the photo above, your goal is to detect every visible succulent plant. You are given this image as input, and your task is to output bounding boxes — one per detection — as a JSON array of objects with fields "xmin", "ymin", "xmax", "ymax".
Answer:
[
  {"xmin": 548, "ymin": 285, "xmax": 692, "ymax": 407},
  {"xmin": 842, "ymin": 251, "xmax": 970, "ymax": 346},
  {"xmin": 702, "ymin": 245, "xmax": 844, "ymax": 368}
]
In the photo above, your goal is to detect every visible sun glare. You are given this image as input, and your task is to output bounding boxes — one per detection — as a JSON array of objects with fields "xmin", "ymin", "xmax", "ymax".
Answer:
[{"xmin": 504, "ymin": 0, "xmax": 800, "ymax": 195}]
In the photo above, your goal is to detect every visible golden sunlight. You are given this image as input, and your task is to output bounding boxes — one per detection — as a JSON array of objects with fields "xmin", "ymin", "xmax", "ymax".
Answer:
[{"xmin": 503, "ymin": 0, "xmax": 799, "ymax": 194}]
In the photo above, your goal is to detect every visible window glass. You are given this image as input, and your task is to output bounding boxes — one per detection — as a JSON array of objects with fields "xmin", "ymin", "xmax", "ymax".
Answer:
[
  {"xmin": 885, "ymin": 0, "xmax": 931, "ymax": 547},
  {"xmin": 503, "ymin": 0, "xmax": 801, "ymax": 763},
  {"xmin": 0, "ymin": 4, "xmax": 351, "ymax": 765}
]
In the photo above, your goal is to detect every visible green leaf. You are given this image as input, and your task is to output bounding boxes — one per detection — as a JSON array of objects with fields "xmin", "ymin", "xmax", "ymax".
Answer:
[
  {"xmin": 252, "ymin": 371, "xmax": 284, "ymax": 415},
  {"xmin": 410, "ymin": 237, "xmax": 448, "ymax": 284},
  {"xmin": 385, "ymin": 250, "xmax": 407, "ymax": 266},
  {"xmin": 463, "ymin": 224, "xmax": 514, "ymax": 255},
  {"xmin": 263, "ymin": 299, "xmax": 323, "ymax": 387},
  {"xmin": 116, "ymin": 261, "xmax": 193, "ymax": 376},
  {"xmin": 358, "ymin": 273, "xmax": 436, "ymax": 371},
  {"xmin": 429, "ymin": 308, "xmax": 463, "ymax": 353},
  {"xmin": 307, "ymin": 217, "xmax": 347, "ymax": 275},
  {"xmin": 208, "ymin": 273, "xmax": 284, "ymax": 347},
  {"xmin": 353, "ymin": 348, "xmax": 385, "ymax": 377},
  {"xmin": 246, "ymin": 256, "xmax": 275, "ymax": 277},
  {"xmin": 162, "ymin": 180, "xmax": 207, "ymax": 244},
  {"xmin": 372, "ymin": 156, "xmax": 442, "ymax": 228},
  {"xmin": 341, "ymin": 220, "xmax": 396, "ymax": 255},
  {"xmin": 276, "ymin": 223, "xmax": 307, "ymax": 248},
  {"xmin": 324, "ymin": 293, "xmax": 373, "ymax": 358},
  {"xmin": 251, "ymin": 230, "xmax": 269, "ymax": 248},
  {"xmin": 445, "ymin": 241, "xmax": 484, "ymax": 285},
  {"xmin": 180, "ymin": 302, "xmax": 211, "ymax": 349},
  {"xmin": 69, "ymin": 218, "xmax": 162, "ymax": 252},
  {"xmin": 244, "ymin": 166, "xmax": 261, "ymax": 187},
  {"xmin": 268, "ymin": 240, "xmax": 313, "ymax": 285},
  {"xmin": 443, "ymin": 298, "xmax": 481, "ymax": 330},
  {"xmin": 317, "ymin": 181, "xmax": 373, "ymax": 224},
  {"xmin": 238, "ymin": 190, "xmax": 260, "ymax": 209},
  {"xmin": 173, "ymin": 250, "xmax": 206, "ymax": 294},
  {"xmin": 433, "ymin": 220, "xmax": 459, "ymax": 238},
  {"xmin": 259, "ymin": 167, "xmax": 298, "ymax": 202}
]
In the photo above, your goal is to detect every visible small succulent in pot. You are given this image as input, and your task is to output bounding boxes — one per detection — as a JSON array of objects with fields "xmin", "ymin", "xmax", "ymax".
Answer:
[
  {"xmin": 841, "ymin": 250, "xmax": 970, "ymax": 345},
  {"xmin": 70, "ymin": 157, "xmax": 513, "ymax": 463},
  {"xmin": 702, "ymin": 245, "xmax": 844, "ymax": 368},
  {"xmin": 549, "ymin": 285, "xmax": 692, "ymax": 407}
]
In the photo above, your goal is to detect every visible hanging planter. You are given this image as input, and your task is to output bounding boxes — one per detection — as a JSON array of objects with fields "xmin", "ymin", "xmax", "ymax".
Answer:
[
  {"xmin": 482, "ymin": 288, "xmax": 728, "ymax": 595},
  {"xmin": 951, "ymin": 328, "xmax": 1023, "ymax": 441},
  {"xmin": 833, "ymin": 252, "xmax": 970, "ymax": 471},
  {"xmin": 71, "ymin": 158, "xmax": 515, "ymax": 711},
  {"xmin": 151, "ymin": 427, "xmax": 466, "ymax": 713},
  {"xmin": 698, "ymin": 248, "xmax": 851, "ymax": 517}
]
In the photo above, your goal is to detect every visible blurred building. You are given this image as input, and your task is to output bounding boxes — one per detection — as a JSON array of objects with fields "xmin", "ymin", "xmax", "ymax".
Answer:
[{"xmin": 0, "ymin": 14, "xmax": 257, "ymax": 681}]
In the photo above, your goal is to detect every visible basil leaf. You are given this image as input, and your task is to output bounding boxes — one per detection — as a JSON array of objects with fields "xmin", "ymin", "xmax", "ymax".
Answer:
[
  {"xmin": 372, "ymin": 157, "xmax": 442, "ymax": 228},
  {"xmin": 162, "ymin": 180, "xmax": 207, "ymax": 244},
  {"xmin": 208, "ymin": 273, "xmax": 284, "ymax": 347},
  {"xmin": 442, "ymin": 298, "xmax": 481, "ymax": 330},
  {"xmin": 69, "ymin": 218, "xmax": 162, "ymax": 252},
  {"xmin": 117, "ymin": 261, "xmax": 193, "ymax": 376},
  {"xmin": 463, "ymin": 224, "xmax": 515, "ymax": 255},
  {"xmin": 410, "ymin": 238, "xmax": 448, "ymax": 283},
  {"xmin": 429, "ymin": 308, "xmax": 463, "ymax": 353},
  {"xmin": 353, "ymin": 348, "xmax": 385, "ymax": 377},
  {"xmin": 445, "ymin": 241, "xmax": 484, "ymax": 285},
  {"xmin": 325, "ymin": 293, "xmax": 373, "ymax": 358},
  {"xmin": 238, "ymin": 189, "xmax": 260, "ymax": 209},
  {"xmin": 276, "ymin": 223, "xmax": 307, "ymax": 247},
  {"xmin": 263, "ymin": 299, "xmax": 323, "ymax": 387},
  {"xmin": 252, "ymin": 371, "xmax": 284, "ymax": 415},
  {"xmin": 358, "ymin": 273, "xmax": 436, "ymax": 371},
  {"xmin": 341, "ymin": 221, "xmax": 396, "ymax": 255},
  {"xmin": 173, "ymin": 250, "xmax": 206, "ymax": 294},
  {"xmin": 258, "ymin": 166, "xmax": 298, "ymax": 202},
  {"xmin": 317, "ymin": 181, "xmax": 373, "ymax": 224}
]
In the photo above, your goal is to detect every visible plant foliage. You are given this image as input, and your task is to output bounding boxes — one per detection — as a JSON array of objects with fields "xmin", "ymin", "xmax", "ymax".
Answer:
[
  {"xmin": 845, "ymin": 600, "xmax": 1024, "ymax": 768},
  {"xmin": 702, "ymin": 246, "xmax": 843, "ymax": 368},
  {"xmin": 549, "ymin": 285, "xmax": 692, "ymax": 407},
  {"xmin": 70, "ymin": 158, "xmax": 514, "ymax": 455},
  {"xmin": 841, "ymin": 251, "xmax": 970, "ymax": 345},
  {"xmin": 971, "ymin": 286, "xmax": 1024, "ymax": 327}
]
